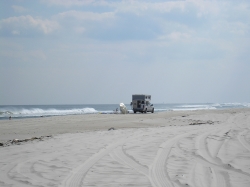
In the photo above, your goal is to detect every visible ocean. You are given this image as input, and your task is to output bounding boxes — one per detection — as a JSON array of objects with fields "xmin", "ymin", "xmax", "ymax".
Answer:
[{"xmin": 0, "ymin": 103, "xmax": 249, "ymax": 120}]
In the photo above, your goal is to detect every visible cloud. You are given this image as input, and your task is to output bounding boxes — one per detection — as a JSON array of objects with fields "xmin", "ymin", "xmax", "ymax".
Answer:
[
  {"xmin": 12, "ymin": 5, "xmax": 28, "ymax": 13},
  {"xmin": 167, "ymin": 31, "xmax": 191, "ymax": 41},
  {"xmin": 0, "ymin": 43, "xmax": 47, "ymax": 63},
  {"xmin": 57, "ymin": 10, "xmax": 115, "ymax": 21},
  {"xmin": 55, "ymin": 10, "xmax": 116, "ymax": 35},
  {"xmin": 0, "ymin": 15, "xmax": 59, "ymax": 35},
  {"xmin": 112, "ymin": 1, "xmax": 185, "ymax": 14},
  {"xmin": 74, "ymin": 26, "xmax": 86, "ymax": 34},
  {"xmin": 41, "ymin": 0, "xmax": 96, "ymax": 7},
  {"xmin": 41, "ymin": 0, "xmax": 219, "ymax": 16},
  {"xmin": 188, "ymin": 0, "xmax": 220, "ymax": 17},
  {"xmin": 11, "ymin": 30, "xmax": 20, "ymax": 35},
  {"xmin": 103, "ymin": 0, "xmax": 221, "ymax": 17}
]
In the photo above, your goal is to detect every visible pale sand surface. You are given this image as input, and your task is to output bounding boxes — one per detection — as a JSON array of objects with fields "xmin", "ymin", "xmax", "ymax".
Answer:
[{"xmin": 0, "ymin": 109, "xmax": 250, "ymax": 187}]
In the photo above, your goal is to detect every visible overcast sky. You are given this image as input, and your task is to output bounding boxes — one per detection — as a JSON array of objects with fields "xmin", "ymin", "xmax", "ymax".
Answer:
[{"xmin": 0, "ymin": 0, "xmax": 249, "ymax": 105}]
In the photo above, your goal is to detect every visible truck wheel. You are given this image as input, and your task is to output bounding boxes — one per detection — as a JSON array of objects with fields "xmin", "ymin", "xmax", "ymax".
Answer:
[
  {"xmin": 133, "ymin": 110, "xmax": 136, "ymax": 113},
  {"xmin": 152, "ymin": 108, "xmax": 154, "ymax": 113},
  {"xmin": 144, "ymin": 109, "xmax": 147, "ymax": 113}
]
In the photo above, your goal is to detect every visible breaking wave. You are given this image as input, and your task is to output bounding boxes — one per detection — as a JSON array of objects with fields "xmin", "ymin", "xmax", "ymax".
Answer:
[
  {"xmin": 0, "ymin": 107, "xmax": 98, "ymax": 118},
  {"xmin": 175, "ymin": 104, "xmax": 216, "ymax": 111}
]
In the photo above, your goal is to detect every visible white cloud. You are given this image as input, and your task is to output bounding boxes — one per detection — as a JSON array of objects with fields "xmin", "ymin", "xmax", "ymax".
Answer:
[
  {"xmin": 0, "ymin": 15, "xmax": 59, "ymax": 34},
  {"xmin": 41, "ymin": 0, "xmax": 219, "ymax": 15},
  {"xmin": 188, "ymin": 0, "xmax": 220, "ymax": 17},
  {"xmin": 105, "ymin": 0, "xmax": 221, "ymax": 16},
  {"xmin": 57, "ymin": 10, "xmax": 115, "ymax": 21},
  {"xmin": 167, "ymin": 32, "xmax": 191, "ymax": 41},
  {"xmin": 11, "ymin": 30, "xmax": 20, "ymax": 35},
  {"xmin": 212, "ymin": 20, "xmax": 249, "ymax": 36},
  {"xmin": 12, "ymin": 5, "xmax": 28, "ymax": 13},
  {"xmin": 0, "ymin": 44, "xmax": 47, "ymax": 62},
  {"xmin": 229, "ymin": 22, "xmax": 249, "ymax": 35},
  {"xmin": 103, "ymin": 1, "xmax": 185, "ymax": 15},
  {"xmin": 75, "ymin": 26, "xmax": 86, "ymax": 34},
  {"xmin": 41, "ymin": 0, "xmax": 96, "ymax": 7}
]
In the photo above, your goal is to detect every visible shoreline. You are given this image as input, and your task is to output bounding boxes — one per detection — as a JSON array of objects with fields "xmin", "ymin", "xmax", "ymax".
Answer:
[{"xmin": 1, "ymin": 108, "xmax": 249, "ymax": 144}]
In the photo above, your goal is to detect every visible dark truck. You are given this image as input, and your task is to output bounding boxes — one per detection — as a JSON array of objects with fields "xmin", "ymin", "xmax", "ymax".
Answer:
[{"xmin": 131, "ymin": 94, "xmax": 154, "ymax": 113}]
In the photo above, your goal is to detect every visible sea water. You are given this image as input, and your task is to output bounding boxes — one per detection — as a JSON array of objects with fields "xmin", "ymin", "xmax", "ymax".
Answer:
[{"xmin": 0, "ymin": 103, "xmax": 249, "ymax": 120}]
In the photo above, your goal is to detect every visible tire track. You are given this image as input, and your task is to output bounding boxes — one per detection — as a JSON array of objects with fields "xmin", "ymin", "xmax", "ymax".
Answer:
[
  {"xmin": 149, "ymin": 129, "xmax": 198, "ymax": 187},
  {"xmin": 212, "ymin": 169, "xmax": 227, "ymax": 187},
  {"xmin": 9, "ymin": 159, "xmax": 54, "ymax": 186},
  {"xmin": 168, "ymin": 127, "xmax": 221, "ymax": 187},
  {"xmin": 110, "ymin": 145, "xmax": 149, "ymax": 177},
  {"xmin": 60, "ymin": 128, "xmax": 172, "ymax": 187},
  {"xmin": 59, "ymin": 136, "xmax": 131, "ymax": 187},
  {"xmin": 7, "ymin": 140, "xmax": 73, "ymax": 187},
  {"xmin": 195, "ymin": 126, "xmax": 230, "ymax": 165},
  {"xmin": 194, "ymin": 155, "xmax": 250, "ymax": 178},
  {"xmin": 165, "ymin": 125, "xmax": 247, "ymax": 187},
  {"xmin": 194, "ymin": 126, "xmax": 250, "ymax": 186},
  {"xmin": 0, "ymin": 162, "xmax": 30, "ymax": 187},
  {"xmin": 237, "ymin": 129, "xmax": 250, "ymax": 151}
]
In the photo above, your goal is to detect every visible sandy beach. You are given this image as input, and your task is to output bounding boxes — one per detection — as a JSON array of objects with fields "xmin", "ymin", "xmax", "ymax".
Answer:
[{"xmin": 0, "ymin": 109, "xmax": 250, "ymax": 187}]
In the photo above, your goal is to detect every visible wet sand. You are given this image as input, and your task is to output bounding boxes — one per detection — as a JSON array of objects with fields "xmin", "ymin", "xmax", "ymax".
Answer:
[{"xmin": 0, "ymin": 109, "xmax": 250, "ymax": 186}]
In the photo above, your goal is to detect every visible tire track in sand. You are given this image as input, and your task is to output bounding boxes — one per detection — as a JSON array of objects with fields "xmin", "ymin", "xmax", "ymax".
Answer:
[
  {"xmin": 149, "ymin": 129, "xmax": 198, "ymax": 187},
  {"xmin": 237, "ymin": 129, "xmax": 250, "ymax": 151},
  {"xmin": 195, "ymin": 127, "xmax": 229, "ymax": 165},
  {"xmin": 60, "ymin": 129, "xmax": 163, "ymax": 187},
  {"xmin": 110, "ymin": 145, "xmax": 149, "ymax": 177},
  {"xmin": 171, "ymin": 130, "xmax": 229, "ymax": 187},
  {"xmin": 150, "ymin": 125, "xmax": 236, "ymax": 187},
  {"xmin": 59, "ymin": 137, "xmax": 130, "ymax": 187}
]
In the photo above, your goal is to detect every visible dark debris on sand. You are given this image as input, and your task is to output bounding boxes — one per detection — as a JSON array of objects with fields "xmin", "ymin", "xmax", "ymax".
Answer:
[
  {"xmin": 0, "ymin": 135, "xmax": 52, "ymax": 147},
  {"xmin": 189, "ymin": 120, "xmax": 215, "ymax": 125}
]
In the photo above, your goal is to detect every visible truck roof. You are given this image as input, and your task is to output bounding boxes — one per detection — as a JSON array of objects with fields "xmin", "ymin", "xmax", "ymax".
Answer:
[
  {"xmin": 132, "ymin": 94, "xmax": 151, "ymax": 96},
  {"xmin": 132, "ymin": 94, "xmax": 151, "ymax": 100}
]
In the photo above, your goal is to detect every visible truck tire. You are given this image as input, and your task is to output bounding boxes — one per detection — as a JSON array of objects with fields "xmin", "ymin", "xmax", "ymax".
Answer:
[
  {"xmin": 133, "ymin": 110, "xmax": 136, "ymax": 113},
  {"xmin": 144, "ymin": 109, "xmax": 147, "ymax": 113},
  {"xmin": 152, "ymin": 108, "xmax": 154, "ymax": 113}
]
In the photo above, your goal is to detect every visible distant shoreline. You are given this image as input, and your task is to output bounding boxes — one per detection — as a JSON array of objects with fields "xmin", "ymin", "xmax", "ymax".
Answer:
[{"xmin": 1, "ymin": 103, "xmax": 249, "ymax": 120}]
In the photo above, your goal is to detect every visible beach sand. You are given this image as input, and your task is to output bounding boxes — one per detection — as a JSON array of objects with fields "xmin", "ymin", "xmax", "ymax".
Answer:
[{"xmin": 0, "ymin": 109, "xmax": 250, "ymax": 187}]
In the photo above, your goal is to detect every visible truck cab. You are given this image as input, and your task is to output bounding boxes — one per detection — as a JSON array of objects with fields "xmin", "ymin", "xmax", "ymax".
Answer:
[{"xmin": 131, "ymin": 94, "xmax": 154, "ymax": 113}]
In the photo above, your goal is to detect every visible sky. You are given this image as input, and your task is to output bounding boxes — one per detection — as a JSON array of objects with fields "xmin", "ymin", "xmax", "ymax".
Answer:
[{"xmin": 0, "ymin": 0, "xmax": 250, "ymax": 105}]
